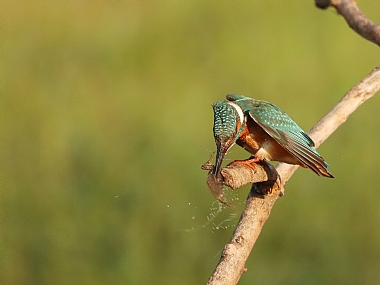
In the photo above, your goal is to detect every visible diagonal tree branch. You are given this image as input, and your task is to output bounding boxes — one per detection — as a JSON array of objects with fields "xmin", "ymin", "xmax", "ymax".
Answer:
[
  {"xmin": 206, "ymin": 2, "xmax": 380, "ymax": 283},
  {"xmin": 315, "ymin": 0, "xmax": 380, "ymax": 47},
  {"xmin": 207, "ymin": 65, "xmax": 380, "ymax": 285}
]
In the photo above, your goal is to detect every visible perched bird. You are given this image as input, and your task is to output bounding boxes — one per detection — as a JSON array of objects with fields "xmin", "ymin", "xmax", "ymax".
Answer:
[{"xmin": 212, "ymin": 94, "xmax": 333, "ymax": 178}]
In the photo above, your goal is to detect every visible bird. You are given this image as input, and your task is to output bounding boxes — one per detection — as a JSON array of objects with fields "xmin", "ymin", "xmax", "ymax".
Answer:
[{"xmin": 212, "ymin": 94, "xmax": 333, "ymax": 178}]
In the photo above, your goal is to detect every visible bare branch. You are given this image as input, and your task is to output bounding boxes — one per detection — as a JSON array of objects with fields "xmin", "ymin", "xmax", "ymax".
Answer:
[
  {"xmin": 206, "ymin": 66, "xmax": 380, "ymax": 285},
  {"xmin": 206, "ymin": 187, "xmax": 281, "ymax": 285},
  {"xmin": 315, "ymin": 0, "xmax": 380, "ymax": 46},
  {"xmin": 278, "ymin": 65, "xmax": 380, "ymax": 185},
  {"xmin": 221, "ymin": 163, "xmax": 280, "ymax": 191}
]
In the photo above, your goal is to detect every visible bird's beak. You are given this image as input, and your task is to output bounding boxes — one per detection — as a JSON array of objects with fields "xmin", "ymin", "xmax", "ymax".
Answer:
[{"xmin": 213, "ymin": 142, "xmax": 227, "ymax": 179}]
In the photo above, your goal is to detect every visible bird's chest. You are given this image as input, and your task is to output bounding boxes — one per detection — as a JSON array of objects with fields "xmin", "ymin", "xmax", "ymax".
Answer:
[
  {"xmin": 236, "ymin": 119, "xmax": 292, "ymax": 162},
  {"xmin": 236, "ymin": 120, "xmax": 272, "ymax": 155}
]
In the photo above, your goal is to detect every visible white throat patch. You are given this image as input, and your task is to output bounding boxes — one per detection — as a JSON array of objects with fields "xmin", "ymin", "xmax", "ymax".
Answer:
[{"xmin": 227, "ymin": 101, "xmax": 244, "ymax": 124}]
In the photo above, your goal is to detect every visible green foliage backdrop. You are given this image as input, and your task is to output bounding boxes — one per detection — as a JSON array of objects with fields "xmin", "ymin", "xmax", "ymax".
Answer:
[{"xmin": 3, "ymin": 1, "xmax": 380, "ymax": 284}]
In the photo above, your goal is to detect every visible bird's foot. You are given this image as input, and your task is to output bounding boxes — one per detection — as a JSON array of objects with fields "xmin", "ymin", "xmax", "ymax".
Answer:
[{"xmin": 227, "ymin": 156, "xmax": 261, "ymax": 171}]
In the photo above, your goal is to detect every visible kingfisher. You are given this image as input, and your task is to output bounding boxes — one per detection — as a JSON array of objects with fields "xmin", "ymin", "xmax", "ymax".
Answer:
[{"xmin": 212, "ymin": 94, "xmax": 333, "ymax": 179}]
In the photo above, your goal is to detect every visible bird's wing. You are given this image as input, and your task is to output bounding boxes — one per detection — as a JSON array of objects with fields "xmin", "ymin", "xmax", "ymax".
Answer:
[{"xmin": 246, "ymin": 101, "xmax": 331, "ymax": 176}]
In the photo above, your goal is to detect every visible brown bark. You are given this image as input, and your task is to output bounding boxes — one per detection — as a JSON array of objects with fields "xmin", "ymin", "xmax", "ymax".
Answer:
[{"xmin": 316, "ymin": 0, "xmax": 380, "ymax": 47}]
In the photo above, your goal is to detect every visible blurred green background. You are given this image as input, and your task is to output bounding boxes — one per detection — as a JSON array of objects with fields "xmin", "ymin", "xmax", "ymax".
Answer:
[{"xmin": 3, "ymin": 1, "xmax": 380, "ymax": 284}]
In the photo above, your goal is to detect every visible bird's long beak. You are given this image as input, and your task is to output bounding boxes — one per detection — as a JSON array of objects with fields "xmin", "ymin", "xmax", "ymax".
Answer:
[{"xmin": 213, "ymin": 142, "xmax": 226, "ymax": 179}]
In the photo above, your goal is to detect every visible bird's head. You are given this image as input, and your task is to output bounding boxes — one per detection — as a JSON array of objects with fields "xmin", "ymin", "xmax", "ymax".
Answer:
[{"xmin": 212, "ymin": 100, "xmax": 245, "ymax": 178}]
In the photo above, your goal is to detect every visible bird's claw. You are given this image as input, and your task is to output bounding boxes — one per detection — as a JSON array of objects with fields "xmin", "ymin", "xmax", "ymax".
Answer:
[{"xmin": 227, "ymin": 156, "xmax": 261, "ymax": 172}]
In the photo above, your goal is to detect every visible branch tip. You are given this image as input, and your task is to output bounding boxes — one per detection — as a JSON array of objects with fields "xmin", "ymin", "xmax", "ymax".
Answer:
[{"xmin": 315, "ymin": 0, "xmax": 331, "ymax": 10}]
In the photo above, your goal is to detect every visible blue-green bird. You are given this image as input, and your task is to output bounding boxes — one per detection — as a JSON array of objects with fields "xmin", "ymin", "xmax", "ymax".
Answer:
[{"xmin": 212, "ymin": 94, "xmax": 333, "ymax": 178}]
